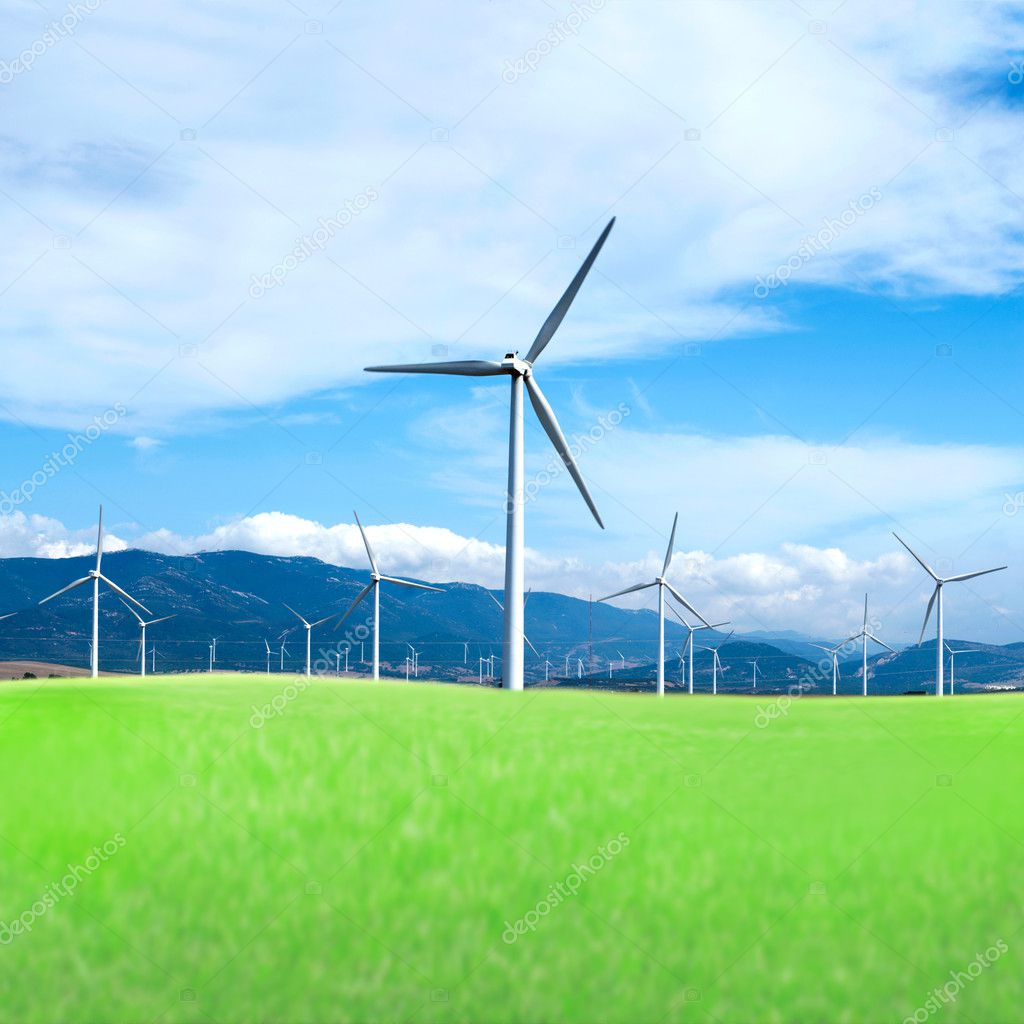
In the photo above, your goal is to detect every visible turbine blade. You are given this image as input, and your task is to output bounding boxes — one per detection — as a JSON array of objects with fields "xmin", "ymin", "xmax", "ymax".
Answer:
[
  {"xmin": 365, "ymin": 360, "xmax": 506, "ymax": 376},
  {"xmin": 265, "ymin": 639, "xmax": 271, "ymax": 654},
  {"xmin": 665, "ymin": 583, "xmax": 711, "ymax": 627},
  {"xmin": 944, "ymin": 565, "xmax": 1007, "ymax": 583},
  {"xmin": 867, "ymin": 633, "xmax": 895, "ymax": 653},
  {"xmin": 96, "ymin": 505, "xmax": 104, "ymax": 573},
  {"xmin": 525, "ymin": 217, "xmax": 615, "ymax": 364},
  {"xmin": 666, "ymin": 600, "xmax": 690, "ymax": 629},
  {"xmin": 379, "ymin": 576, "xmax": 444, "ymax": 592},
  {"xmin": 524, "ymin": 375, "xmax": 603, "ymax": 527},
  {"xmin": 38, "ymin": 576, "xmax": 92, "ymax": 604},
  {"xmin": 311, "ymin": 613, "xmax": 337, "ymax": 628},
  {"xmin": 718, "ymin": 630, "xmax": 735, "ymax": 649},
  {"xmin": 863, "ymin": 593, "xmax": 868, "ymax": 629},
  {"xmin": 837, "ymin": 633, "xmax": 861, "ymax": 649},
  {"xmin": 524, "ymin": 633, "xmax": 540, "ymax": 658},
  {"xmin": 147, "ymin": 614, "xmax": 176, "ymax": 628},
  {"xmin": 524, "ymin": 587, "xmax": 532, "ymax": 608},
  {"xmin": 487, "ymin": 591, "xmax": 505, "ymax": 612},
  {"xmin": 662, "ymin": 512, "xmax": 678, "ymax": 577},
  {"xmin": 810, "ymin": 643, "xmax": 832, "ymax": 653},
  {"xmin": 0, "ymin": 611, "xmax": 15, "ymax": 622},
  {"xmin": 892, "ymin": 532, "xmax": 939, "ymax": 580},
  {"xmin": 918, "ymin": 586, "xmax": 938, "ymax": 645},
  {"xmin": 118, "ymin": 598, "xmax": 145, "ymax": 624},
  {"xmin": 283, "ymin": 603, "xmax": 309, "ymax": 626},
  {"xmin": 943, "ymin": 641, "xmax": 953, "ymax": 655},
  {"xmin": 333, "ymin": 582, "xmax": 375, "ymax": 631},
  {"xmin": 598, "ymin": 580, "xmax": 656, "ymax": 601},
  {"xmin": 99, "ymin": 575, "xmax": 150, "ymax": 614},
  {"xmin": 352, "ymin": 510, "xmax": 379, "ymax": 575}
]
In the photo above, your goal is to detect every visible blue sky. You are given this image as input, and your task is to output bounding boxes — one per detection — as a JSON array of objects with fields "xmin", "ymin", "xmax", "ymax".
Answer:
[{"xmin": 1, "ymin": 0, "xmax": 1023, "ymax": 642}]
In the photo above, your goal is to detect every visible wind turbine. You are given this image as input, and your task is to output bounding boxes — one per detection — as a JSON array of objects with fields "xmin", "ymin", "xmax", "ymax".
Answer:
[
  {"xmin": 944, "ymin": 642, "xmax": 981, "ymax": 695},
  {"xmin": 39, "ymin": 506, "xmax": 149, "ymax": 678},
  {"xmin": 668, "ymin": 604, "xmax": 729, "ymax": 694},
  {"xmin": 279, "ymin": 636, "xmax": 289, "ymax": 672},
  {"xmin": 119, "ymin": 600, "xmax": 175, "ymax": 678},
  {"xmin": 836, "ymin": 594, "xmax": 895, "ymax": 696},
  {"xmin": 366, "ymin": 219, "xmax": 615, "ymax": 691},
  {"xmin": 893, "ymin": 533, "xmax": 1006, "ymax": 697},
  {"xmin": 810, "ymin": 643, "xmax": 842, "ymax": 696},
  {"xmin": 750, "ymin": 657, "xmax": 759, "ymax": 692},
  {"xmin": 264, "ymin": 639, "xmax": 273, "ymax": 674},
  {"xmin": 697, "ymin": 630, "xmax": 733, "ymax": 695},
  {"xmin": 284, "ymin": 604, "xmax": 337, "ymax": 677},
  {"xmin": 336, "ymin": 511, "xmax": 443, "ymax": 680},
  {"xmin": 599, "ymin": 513, "xmax": 709, "ymax": 696}
]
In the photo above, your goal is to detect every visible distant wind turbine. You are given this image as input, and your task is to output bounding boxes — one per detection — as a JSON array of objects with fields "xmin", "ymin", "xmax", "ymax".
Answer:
[
  {"xmin": 836, "ymin": 594, "xmax": 895, "ymax": 696},
  {"xmin": 39, "ymin": 506, "xmax": 149, "ymax": 678},
  {"xmin": 284, "ymin": 604, "xmax": 337, "ymax": 677},
  {"xmin": 696, "ymin": 630, "xmax": 733, "ymax": 695},
  {"xmin": 119, "ymin": 600, "xmax": 174, "ymax": 678},
  {"xmin": 336, "ymin": 511, "xmax": 443, "ymax": 680},
  {"xmin": 893, "ymin": 533, "xmax": 1006, "ymax": 696},
  {"xmin": 365, "ymin": 219, "xmax": 616, "ymax": 691},
  {"xmin": 751, "ymin": 657, "xmax": 759, "ymax": 692},
  {"xmin": 668, "ymin": 603, "xmax": 729, "ymax": 694},
  {"xmin": 599, "ymin": 513, "xmax": 709, "ymax": 696},
  {"xmin": 264, "ymin": 639, "xmax": 273, "ymax": 674},
  {"xmin": 944, "ymin": 642, "xmax": 981, "ymax": 695},
  {"xmin": 810, "ymin": 643, "xmax": 842, "ymax": 696}
]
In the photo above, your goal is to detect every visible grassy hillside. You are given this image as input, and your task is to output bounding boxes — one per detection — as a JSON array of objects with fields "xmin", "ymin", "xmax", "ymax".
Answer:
[{"xmin": 0, "ymin": 676, "xmax": 1020, "ymax": 1023}]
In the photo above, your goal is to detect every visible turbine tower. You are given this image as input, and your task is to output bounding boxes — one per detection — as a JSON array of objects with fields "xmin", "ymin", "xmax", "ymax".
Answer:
[
  {"xmin": 119, "ymin": 600, "xmax": 174, "ymax": 678},
  {"xmin": 837, "ymin": 594, "xmax": 895, "ymax": 696},
  {"xmin": 39, "ymin": 506, "xmax": 149, "ymax": 678},
  {"xmin": 284, "ymin": 604, "xmax": 337, "ymax": 677},
  {"xmin": 893, "ymin": 533, "xmax": 1006, "ymax": 696},
  {"xmin": 944, "ymin": 642, "xmax": 980, "ymax": 695},
  {"xmin": 365, "ymin": 219, "xmax": 615, "ymax": 691},
  {"xmin": 598, "ymin": 513, "xmax": 709, "ymax": 696},
  {"xmin": 336, "ymin": 511, "xmax": 443, "ymax": 679}
]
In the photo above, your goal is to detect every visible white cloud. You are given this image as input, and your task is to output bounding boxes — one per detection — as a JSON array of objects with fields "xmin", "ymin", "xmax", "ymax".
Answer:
[{"xmin": 0, "ymin": 1, "xmax": 1023, "ymax": 428}]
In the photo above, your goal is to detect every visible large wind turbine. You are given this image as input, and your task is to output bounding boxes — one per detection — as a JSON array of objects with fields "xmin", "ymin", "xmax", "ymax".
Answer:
[
  {"xmin": 893, "ymin": 533, "xmax": 1006, "ymax": 696},
  {"xmin": 365, "ymin": 219, "xmax": 615, "ymax": 691},
  {"xmin": 837, "ymin": 594, "xmax": 895, "ymax": 696},
  {"xmin": 284, "ymin": 604, "xmax": 337, "ymax": 677},
  {"xmin": 697, "ymin": 630, "xmax": 733, "ymax": 695},
  {"xmin": 39, "ymin": 506, "xmax": 149, "ymax": 678},
  {"xmin": 667, "ymin": 603, "xmax": 729, "ymax": 694},
  {"xmin": 599, "ymin": 513, "xmax": 709, "ymax": 696},
  {"xmin": 336, "ymin": 511, "xmax": 443, "ymax": 679},
  {"xmin": 944, "ymin": 642, "xmax": 980, "ymax": 695},
  {"xmin": 119, "ymin": 600, "xmax": 175, "ymax": 678}
]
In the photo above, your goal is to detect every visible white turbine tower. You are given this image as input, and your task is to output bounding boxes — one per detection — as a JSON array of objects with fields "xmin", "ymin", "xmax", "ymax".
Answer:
[
  {"xmin": 893, "ymin": 533, "xmax": 1006, "ymax": 696},
  {"xmin": 944, "ymin": 642, "xmax": 980, "ymax": 695},
  {"xmin": 598, "ymin": 513, "xmax": 709, "ymax": 696},
  {"xmin": 119, "ymin": 600, "xmax": 175, "ymax": 678},
  {"xmin": 39, "ymin": 506, "xmax": 149, "ymax": 678},
  {"xmin": 668, "ymin": 604, "xmax": 730, "ymax": 694},
  {"xmin": 810, "ymin": 642, "xmax": 842, "ymax": 696},
  {"xmin": 365, "ymin": 219, "xmax": 615, "ymax": 692},
  {"xmin": 336, "ymin": 511, "xmax": 444, "ymax": 680},
  {"xmin": 751, "ymin": 657, "xmax": 759, "ymax": 692},
  {"xmin": 836, "ymin": 594, "xmax": 895, "ymax": 696},
  {"xmin": 284, "ymin": 605, "xmax": 337, "ymax": 677},
  {"xmin": 696, "ymin": 630, "xmax": 733, "ymax": 695},
  {"xmin": 264, "ymin": 639, "xmax": 273, "ymax": 674}
]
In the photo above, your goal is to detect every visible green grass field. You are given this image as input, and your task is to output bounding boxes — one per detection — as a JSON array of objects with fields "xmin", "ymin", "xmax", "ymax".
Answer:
[{"xmin": 0, "ymin": 675, "xmax": 1020, "ymax": 1023}]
